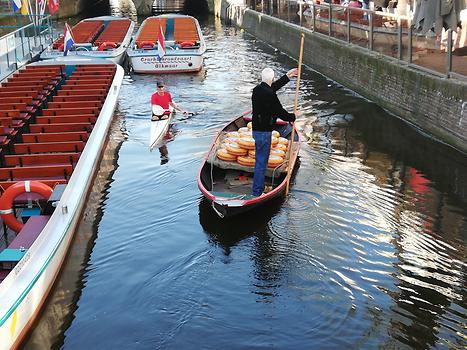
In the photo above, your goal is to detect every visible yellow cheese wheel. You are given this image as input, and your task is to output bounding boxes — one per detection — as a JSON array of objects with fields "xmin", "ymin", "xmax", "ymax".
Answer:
[
  {"xmin": 238, "ymin": 127, "xmax": 249, "ymax": 134},
  {"xmin": 274, "ymin": 143, "xmax": 287, "ymax": 151},
  {"xmin": 248, "ymin": 149, "xmax": 255, "ymax": 158},
  {"xmin": 272, "ymin": 130, "xmax": 280, "ymax": 138},
  {"xmin": 226, "ymin": 131, "xmax": 240, "ymax": 138},
  {"xmin": 268, "ymin": 155, "xmax": 284, "ymax": 168},
  {"xmin": 237, "ymin": 156, "xmax": 255, "ymax": 167},
  {"xmin": 217, "ymin": 148, "xmax": 237, "ymax": 161},
  {"xmin": 237, "ymin": 137, "xmax": 255, "ymax": 150},
  {"xmin": 225, "ymin": 142, "xmax": 248, "ymax": 156},
  {"xmin": 271, "ymin": 136, "xmax": 279, "ymax": 146},
  {"xmin": 270, "ymin": 148, "xmax": 286, "ymax": 157},
  {"xmin": 247, "ymin": 122, "xmax": 252, "ymax": 129},
  {"xmin": 278, "ymin": 137, "xmax": 288, "ymax": 145}
]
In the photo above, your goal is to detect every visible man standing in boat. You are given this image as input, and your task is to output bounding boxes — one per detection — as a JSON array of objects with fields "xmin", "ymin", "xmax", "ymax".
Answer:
[
  {"xmin": 151, "ymin": 81, "xmax": 187, "ymax": 119},
  {"xmin": 251, "ymin": 67, "xmax": 299, "ymax": 197}
]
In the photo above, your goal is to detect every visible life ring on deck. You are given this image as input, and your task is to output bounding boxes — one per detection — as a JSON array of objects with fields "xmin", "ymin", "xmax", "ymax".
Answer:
[
  {"xmin": 138, "ymin": 41, "xmax": 155, "ymax": 49},
  {"xmin": 237, "ymin": 137, "xmax": 255, "ymax": 150},
  {"xmin": 98, "ymin": 41, "xmax": 117, "ymax": 51},
  {"xmin": 237, "ymin": 156, "xmax": 255, "ymax": 167},
  {"xmin": 268, "ymin": 155, "xmax": 284, "ymax": 168},
  {"xmin": 0, "ymin": 181, "xmax": 53, "ymax": 233},
  {"xmin": 225, "ymin": 142, "xmax": 248, "ymax": 156},
  {"xmin": 180, "ymin": 41, "xmax": 195, "ymax": 48},
  {"xmin": 217, "ymin": 148, "xmax": 237, "ymax": 162}
]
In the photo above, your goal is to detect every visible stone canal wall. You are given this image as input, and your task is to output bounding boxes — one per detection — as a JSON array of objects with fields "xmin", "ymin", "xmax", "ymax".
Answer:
[{"xmin": 219, "ymin": 4, "xmax": 467, "ymax": 153}]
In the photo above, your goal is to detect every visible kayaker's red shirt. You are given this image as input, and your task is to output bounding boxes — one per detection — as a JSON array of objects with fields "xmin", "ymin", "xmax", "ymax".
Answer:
[{"xmin": 151, "ymin": 92, "xmax": 172, "ymax": 110}]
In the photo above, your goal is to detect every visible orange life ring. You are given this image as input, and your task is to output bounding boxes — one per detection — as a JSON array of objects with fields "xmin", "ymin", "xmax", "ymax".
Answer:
[
  {"xmin": 138, "ymin": 41, "xmax": 155, "ymax": 49},
  {"xmin": 225, "ymin": 142, "xmax": 248, "ymax": 156},
  {"xmin": 98, "ymin": 41, "xmax": 117, "ymax": 51},
  {"xmin": 237, "ymin": 156, "xmax": 255, "ymax": 167},
  {"xmin": 0, "ymin": 181, "xmax": 53, "ymax": 233},
  {"xmin": 217, "ymin": 148, "xmax": 237, "ymax": 162},
  {"xmin": 180, "ymin": 41, "xmax": 195, "ymax": 48},
  {"xmin": 268, "ymin": 155, "xmax": 284, "ymax": 168},
  {"xmin": 237, "ymin": 137, "xmax": 255, "ymax": 150}
]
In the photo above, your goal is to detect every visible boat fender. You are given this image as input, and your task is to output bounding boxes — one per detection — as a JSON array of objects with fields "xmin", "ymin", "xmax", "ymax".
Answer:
[
  {"xmin": 138, "ymin": 41, "xmax": 155, "ymax": 50},
  {"xmin": 180, "ymin": 41, "xmax": 195, "ymax": 48},
  {"xmin": 0, "ymin": 181, "xmax": 53, "ymax": 233},
  {"xmin": 98, "ymin": 41, "xmax": 118, "ymax": 51}
]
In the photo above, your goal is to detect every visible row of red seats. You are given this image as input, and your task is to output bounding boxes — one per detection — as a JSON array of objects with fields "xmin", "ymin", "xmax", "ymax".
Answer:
[
  {"xmin": 52, "ymin": 21, "xmax": 104, "ymax": 50},
  {"xmin": 94, "ymin": 20, "xmax": 132, "ymax": 46},
  {"xmin": 0, "ymin": 64, "xmax": 116, "ymax": 191}
]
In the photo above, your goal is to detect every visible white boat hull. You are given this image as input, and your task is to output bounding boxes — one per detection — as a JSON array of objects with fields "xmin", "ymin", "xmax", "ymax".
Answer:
[
  {"xmin": 130, "ymin": 53, "xmax": 204, "ymax": 73},
  {"xmin": 0, "ymin": 60, "xmax": 124, "ymax": 350},
  {"xmin": 40, "ymin": 49, "xmax": 128, "ymax": 65},
  {"xmin": 149, "ymin": 113, "xmax": 174, "ymax": 149}
]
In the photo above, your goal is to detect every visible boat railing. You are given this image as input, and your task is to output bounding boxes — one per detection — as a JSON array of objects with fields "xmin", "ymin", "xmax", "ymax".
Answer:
[
  {"xmin": 0, "ymin": 13, "xmax": 56, "ymax": 81},
  {"xmin": 245, "ymin": 0, "xmax": 466, "ymax": 81}
]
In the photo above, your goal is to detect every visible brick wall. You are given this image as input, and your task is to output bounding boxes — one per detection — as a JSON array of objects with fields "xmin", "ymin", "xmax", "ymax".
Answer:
[{"xmin": 228, "ymin": 6, "xmax": 467, "ymax": 153}]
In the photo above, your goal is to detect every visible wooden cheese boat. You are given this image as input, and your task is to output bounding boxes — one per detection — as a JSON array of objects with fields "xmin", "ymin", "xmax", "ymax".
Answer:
[
  {"xmin": 0, "ymin": 58, "xmax": 123, "ymax": 349},
  {"xmin": 127, "ymin": 14, "xmax": 206, "ymax": 73},
  {"xmin": 198, "ymin": 112, "xmax": 300, "ymax": 218},
  {"xmin": 40, "ymin": 16, "xmax": 135, "ymax": 64}
]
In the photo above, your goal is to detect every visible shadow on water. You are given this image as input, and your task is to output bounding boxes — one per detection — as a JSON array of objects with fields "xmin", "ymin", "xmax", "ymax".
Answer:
[
  {"xmin": 198, "ymin": 196, "xmax": 284, "ymax": 252},
  {"xmin": 19, "ymin": 117, "xmax": 126, "ymax": 350}
]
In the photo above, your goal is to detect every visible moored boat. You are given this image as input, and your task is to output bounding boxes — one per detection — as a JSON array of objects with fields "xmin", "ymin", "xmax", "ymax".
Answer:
[
  {"xmin": 127, "ymin": 14, "xmax": 206, "ymax": 73},
  {"xmin": 40, "ymin": 16, "xmax": 135, "ymax": 64},
  {"xmin": 198, "ymin": 112, "xmax": 300, "ymax": 218},
  {"xmin": 0, "ymin": 59, "xmax": 123, "ymax": 349}
]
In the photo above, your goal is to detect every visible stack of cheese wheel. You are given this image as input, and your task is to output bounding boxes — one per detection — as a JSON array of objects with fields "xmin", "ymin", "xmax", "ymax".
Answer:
[{"xmin": 217, "ymin": 148, "xmax": 237, "ymax": 162}]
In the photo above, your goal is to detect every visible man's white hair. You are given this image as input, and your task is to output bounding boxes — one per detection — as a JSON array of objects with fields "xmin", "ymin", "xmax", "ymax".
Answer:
[{"xmin": 261, "ymin": 67, "xmax": 274, "ymax": 84}]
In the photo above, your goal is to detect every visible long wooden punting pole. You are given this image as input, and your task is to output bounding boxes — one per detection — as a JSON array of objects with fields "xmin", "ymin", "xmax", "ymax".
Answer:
[{"xmin": 285, "ymin": 33, "xmax": 305, "ymax": 196}]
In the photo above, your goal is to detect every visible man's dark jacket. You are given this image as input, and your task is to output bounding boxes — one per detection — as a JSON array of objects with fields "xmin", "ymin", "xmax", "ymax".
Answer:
[{"xmin": 251, "ymin": 74, "xmax": 295, "ymax": 132}]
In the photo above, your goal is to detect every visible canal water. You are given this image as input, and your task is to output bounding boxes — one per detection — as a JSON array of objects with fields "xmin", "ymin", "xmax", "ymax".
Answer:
[{"xmin": 22, "ymin": 12, "xmax": 466, "ymax": 350}]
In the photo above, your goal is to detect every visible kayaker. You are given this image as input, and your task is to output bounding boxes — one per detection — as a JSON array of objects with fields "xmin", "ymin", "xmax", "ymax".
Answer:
[
  {"xmin": 151, "ymin": 81, "xmax": 187, "ymax": 119},
  {"xmin": 251, "ymin": 67, "xmax": 299, "ymax": 197}
]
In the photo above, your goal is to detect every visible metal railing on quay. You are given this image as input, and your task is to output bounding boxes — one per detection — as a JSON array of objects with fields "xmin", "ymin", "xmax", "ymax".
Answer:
[
  {"xmin": 0, "ymin": 14, "xmax": 56, "ymax": 80},
  {"xmin": 246, "ymin": 0, "xmax": 467, "ymax": 81}
]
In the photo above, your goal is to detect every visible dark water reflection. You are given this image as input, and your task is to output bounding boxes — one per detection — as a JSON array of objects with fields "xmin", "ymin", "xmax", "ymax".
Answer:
[{"xmin": 22, "ymin": 13, "xmax": 466, "ymax": 350}]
